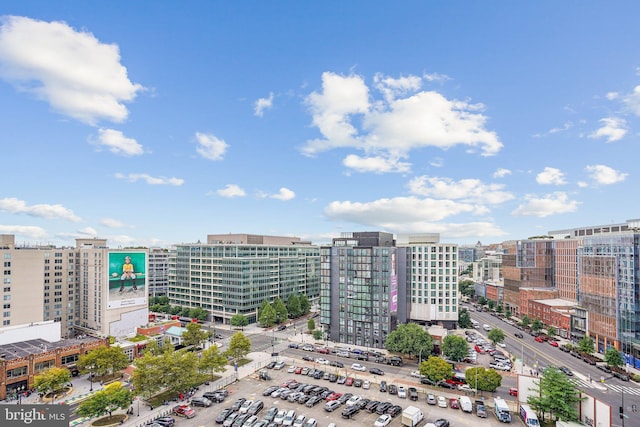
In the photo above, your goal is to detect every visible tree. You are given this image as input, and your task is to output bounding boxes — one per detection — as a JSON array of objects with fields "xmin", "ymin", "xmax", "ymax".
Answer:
[
  {"xmin": 169, "ymin": 305, "xmax": 182, "ymax": 315},
  {"xmin": 420, "ymin": 356, "xmax": 453, "ymax": 383},
  {"xmin": 384, "ymin": 323, "xmax": 433, "ymax": 357},
  {"xmin": 578, "ymin": 336, "xmax": 594, "ymax": 354},
  {"xmin": 299, "ymin": 294, "xmax": 311, "ymax": 314},
  {"xmin": 465, "ymin": 367, "xmax": 502, "ymax": 392},
  {"xmin": 226, "ymin": 332, "xmax": 251, "ymax": 361},
  {"xmin": 532, "ymin": 319, "xmax": 543, "ymax": 332},
  {"xmin": 521, "ymin": 315, "xmax": 531, "ymax": 328},
  {"xmin": 77, "ymin": 346, "xmax": 129, "ymax": 379},
  {"xmin": 188, "ymin": 307, "xmax": 208, "ymax": 321},
  {"xmin": 488, "ymin": 328, "xmax": 506, "ymax": 345},
  {"xmin": 199, "ymin": 345, "xmax": 228, "ymax": 379},
  {"xmin": 286, "ymin": 294, "xmax": 302, "ymax": 318},
  {"xmin": 458, "ymin": 279, "xmax": 475, "ymax": 297},
  {"xmin": 34, "ymin": 367, "xmax": 72, "ymax": 399},
  {"xmin": 527, "ymin": 366, "xmax": 581, "ymax": 422},
  {"xmin": 132, "ymin": 345, "xmax": 199, "ymax": 399},
  {"xmin": 487, "ymin": 300, "xmax": 496, "ymax": 310},
  {"xmin": 442, "ymin": 335, "xmax": 468, "ymax": 362},
  {"xmin": 605, "ymin": 347, "xmax": 624, "ymax": 368},
  {"xmin": 496, "ymin": 305, "xmax": 504, "ymax": 314},
  {"xmin": 546, "ymin": 325, "xmax": 557, "ymax": 337},
  {"xmin": 505, "ymin": 310, "xmax": 512, "ymax": 320},
  {"xmin": 272, "ymin": 297, "xmax": 288, "ymax": 323},
  {"xmin": 458, "ymin": 308, "xmax": 472, "ymax": 329},
  {"xmin": 180, "ymin": 307, "xmax": 191, "ymax": 317},
  {"xmin": 312, "ymin": 330, "xmax": 323, "ymax": 340},
  {"xmin": 259, "ymin": 300, "xmax": 277, "ymax": 327},
  {"xmin": 307, "ymin": 318, "xmax": 316, "ymax": 331},
  {"xmin": 477, "ymin": 296, "xmax": 487, "ymax": 306},
  {"xmin": 181, "ymin": 322, "xmax": 209, "ymax": 348},
  {"xmin": 230, "ymin": 313, "xmax": 249, "ymax": 330},
  {"xmin": 75, "ymin": 382, "xmax": 132, "ymax": 421}
]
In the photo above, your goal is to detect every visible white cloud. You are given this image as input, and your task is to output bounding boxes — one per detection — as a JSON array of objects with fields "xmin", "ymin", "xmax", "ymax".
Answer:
[
  {"xmin": 0, "ymin": 225, "xmax": 47, "ymax": 239},
  {"xmin": 302, "ymin": 72, "xmax": 502, "ymax": 170},
  {"xmin": 408, "ymin": 176, "xmax": 514, "ymax": 205},
  {"xmin": 217, "ymin": 184, "xmax": 246, "ymax": 198},
  {"xmin": 0, "ymin": 16, "xmax": 143, "ymax": 125},
  {"xmin": 374, "ymin": 73, "xmax": 422, "ymax": 102},
  {"xmin": 0, "ymin": 197, "xmax": 81, "ymax": 221},
  {"xmin": 77, "ymin": 227, "xmax": 97, "ymax": 236},
  {"xmin": 536, "ymin": 167, "xmax": 567, "ymax": 185},
  {"xmin": 589, "ymin": 117, "xmax": 627, "ymax": 142},
  {"xmin": 114, "ymin": 173, "xmax": 184, "ymax": 186},
  {"xmin": 584, "ymin": 164, "xmax": 628, "ymax": 185},
  {"xmin": 100, "ymin": 218, "xmax": 127, "ymax": 228},
  {"xmin": 254, "ymin": 92, "xmax": 274, "ymax": 117},
  {"xmin": 624, "ymin": 85, "xmax": 640, "ymax": 116},
  {"xmin": 493, "ymin": 168, "xmax": 511, "ymax": 178},
  {"xmin": 342, "ymin": 154, "xmax": 411, "ymax": 174},
  {"xmin": 423, "ymin": 72, "xmax": 451, "ymax": 83},
  {"xmin": 270, "ymin": 187, "xmax": 296, "ymax": 201},
  {"xmin": 195, "ymin": 132, "xmax": 228, "ymax": 160},
  {"xmin": 512, "ymin": 192, "xmax": 579, "ymax": 217},
  {"xmin": 606, "ymin": 92, "xmax": 619, "ymax": 100},
  {"xmin": 429, "ymin": 157, "xmax": 444, "ymax": 168},
  {"xmin": 92, "ymin": 128, "xmax": 144, "ymax": 156}
]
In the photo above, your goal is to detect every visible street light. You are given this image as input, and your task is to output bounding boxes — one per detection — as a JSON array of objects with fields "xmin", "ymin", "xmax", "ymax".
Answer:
[{"xmin": 17, "ymin": 385, "xmax": 25, "ymax": 404}]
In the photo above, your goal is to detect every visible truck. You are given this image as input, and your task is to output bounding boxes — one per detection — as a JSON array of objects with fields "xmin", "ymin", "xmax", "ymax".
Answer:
[
  {"xmin": 494, "ymin": 397, "xmax": 512, "ymax": 423},
  {"xmin": 519, "ymin": 404, "xmax": 540, "ymax": 427},
  {"xmin": 401, "ymin": 406, "xmax": 424, "ymax": 427},
  {"xmin": 459, "ymin": 396, "xmax": 473, "ymax": 413}
]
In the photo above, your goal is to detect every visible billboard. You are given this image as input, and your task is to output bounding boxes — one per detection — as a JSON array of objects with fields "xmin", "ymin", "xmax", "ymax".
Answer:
[
  {"xmin": 107, "ymin": 251, "xmax": 147, "ymax": 310},
  {"xmin": 390, "ymin": 252, "xmax": 398, "ymax": 312}
]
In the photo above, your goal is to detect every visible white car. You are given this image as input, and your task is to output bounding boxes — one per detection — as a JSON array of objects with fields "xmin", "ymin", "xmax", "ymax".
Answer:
[
  {"xmin": 303, "ymin": 419, "xmax": 317, "ymax": 427},
  {"xmin": 287, "ymin": 365, "xmax": 296, "ymax": 373},
  {"xmin": 498, "ymin": 342, "xmax": 507, "ymax": 348},
  {"xmin": 315, "ymin": 358, "xmax": 329, "ymax": 365},
  {"xmin": 274, "ymin": 410, "xmax": 287, "ymax": 425},
  {"xmin": 437, "ymin": 396, "xmax": 447, "ymax": 408},
  {"xmin": 397, "ymin": 386, "xmax": 406, "ymax": 399},
  {"xmin": 458, "ymin": 384, "xmax": 477, "ymax": 393},
  {"xmin": 239, "ymin": 399, "xmax": 254, "ymax": 414},
  {"xmin": 346, "ymin": 395, "xmax": 362, "ymax": 406},
  {"xmin": 410, "ymin": 370, "xmax": 423, "ymax": 378},
  {"xmin": 351, "ymin": 363, "xmax": 366, "ymax": 371},
  {"xmin": 362, "ymin": 380, "xmax": 371, "ymax": 390},
  {"xmin": 292, "ymin": 414, "xmax": 307, "ymax": 427},
  {"xmin": 374, "ymin": 414, "xmax": 392, "ymax": 427}
]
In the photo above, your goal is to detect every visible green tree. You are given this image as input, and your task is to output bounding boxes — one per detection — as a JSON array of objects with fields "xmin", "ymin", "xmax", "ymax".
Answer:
[
  {"xmin": 188, "ymin": 307, "xmax": 208, "ymax": 321},
  {"xmin": 488, "ymin": 328, "xmax": 506, "ymax": 345},
  {"xmin": 169, "ymin": 305, "xmax": 182, "ymax": 315},
  {"xmin": 546, "ymin": 325, "xmax": 557, "ymax": 337},
  {"xmin": 181, "ymin": 322, "xmax": 209, "ymax": 348},
  {"xmin": 158, "ymin": 295, "xmax": 170, "ymax": 305},
  {"xmin": 527, "ymin": 366, "xmax": 581, "ymax": 422},
  {"xmin": 477, "ymin": 296, "xmax": 487, "ymax": 306},
  {"xmin": 299, "ymin": 294, "xmax": 311, "ymax": 314},
  {"xmin": 259, "ymin": 300, "xmax": 277, "ymax": 327},
  {"xmin": 312, "ymin": 330, "xmax": 323, "ymax": 340},
  {"xmin": 77, "ymin": 346, "xmax": 129, "ymax": 379},
  {"xmin": 496, "ymin": 305, "xmax": 504, "ymax": 314},
  {"xmin": 180, "ymin": 307, "xmax": 191, "ymax": 317},
  {"xmin": 465, "ymin": 366, "xmax": 502, "ymax": 392},
  {"xmin": 521, "ymin": 315, "xmax": 531, "ymax": 328},
  {"xmin": 505, "ymin": 310, "xmax": 512, "ymax": 320},
  {"xmin": 75, "ymin": 382, "xmax": 132, "ymax": 421},
  {"xmin": 578, "ymin": 336, "xmax": 594, "ymax": 354},
  {"xmin": 487, "ymin": 300, "xmax": 496, "ymax": 310},
  {"xmin": 34, "ymin": 367, "xmax": 72, "ymax": 399},
  {"xmin": 458, "ymin": 308, "xmax": 472, "ymax": 329},
  {"xmin": 604, "ymin": 347, "xmax": 624, "ymax": 368},
  {"xmin": 230, "ymin": 313, "xmax": 249, "ymax": 330},
  {"xmin": 272, "ymin": 297, "xmax": 288, "ymax": 323},
  {"xmin": 226, "ymin": 332, "xmax": 252, "ymax": 361},
  {"xmin": 458, "ymin": 279, "xmax": 475, "ymax": 297},
  {"xmin": 199, "ymin": 345, "xmax": 228, "ymax": 379},
  {"xmin": 442, "ymin": 335, "xmax": 468, "ymax": 362},
  {"xmin": 132, "ymin": 345, "xmax": 199, "ymax": 399},
  {"xmin": 384, "ymin": 323, "xmax": 433, "ymax": 357},
  {"xmin": 420, "ymin": 356, "xmax": 453, "ymax": 383},
  {"xmin": 307, "ymin": 318, "xmax": 316, "ymax": 331},
  {"xmin": 286, "ymin": 294, "xmax": 302, "ymax": 318},
  {"xmin": 532, "ymin": 319, "xmax": 543, "ymax": 332}
]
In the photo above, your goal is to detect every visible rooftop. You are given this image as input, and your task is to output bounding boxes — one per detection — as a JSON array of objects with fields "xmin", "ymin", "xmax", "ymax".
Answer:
[{"xmin": 0, "ymin": 335, "xmax": 103, "ymax": 361}]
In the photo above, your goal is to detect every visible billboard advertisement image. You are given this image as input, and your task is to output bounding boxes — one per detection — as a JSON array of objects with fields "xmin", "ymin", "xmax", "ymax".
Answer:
[{"xmin": 107, "ymin": 251, "xmax": 147, "ymax": 309}]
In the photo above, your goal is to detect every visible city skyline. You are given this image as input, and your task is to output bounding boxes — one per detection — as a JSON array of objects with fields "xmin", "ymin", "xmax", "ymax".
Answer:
[{"xmin": 1, "ymin": 2, "xmax": 640, "ymax": 248}]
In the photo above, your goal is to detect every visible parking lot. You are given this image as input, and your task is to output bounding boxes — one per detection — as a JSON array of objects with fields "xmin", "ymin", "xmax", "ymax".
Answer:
[{"xmin": 150, "ymin": 357, "xmax": 516, "ymax": 427}]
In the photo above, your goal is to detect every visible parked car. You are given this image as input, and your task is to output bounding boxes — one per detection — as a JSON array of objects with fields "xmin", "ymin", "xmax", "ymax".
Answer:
[
  {"xmin": 351, "ymin": 363, "xmax": 366, "ymax": 371},
  {"xmin": 345, "ymin": 377, "xmax": 354, "ymax": 386},
  {"xmin": 216, "ymin": 409, "xmax": 233, "ymax": 424},
  {"xmin": 153, "ymin": 417, "xmax": 176, "ymax": 427},
  {"xmin": 341, "ymin": 405, "xmax": 360, "ymax": 419},
  {"xmin": 190, "ymin": 397, "xmax": 212, "ymax": 407},
  {"xmin": 239, "ymin": 399, "xmax": 254, "ymax": 414},
  {"xmin": 379, "ymin": 380, "xmax": 387, "ymax": 392},
  {"xmin": 374, "ymin": 414, "xmax": 392, "ymax": 427},
  {"xmin": 273, "ymin": 410, "xmax": 287, "ymax": 425},
  {"xmin": 449, "ymin": 398, "xmax": 460, "ymax": 409},
  {"xmin": 427, "ymin": 394, "xmax": 437, "ymax": 405},
  {"xmin": 231, "ymin": 398, "xmax": 246, "ymax": 411},
  {"xmin": 408, "ymin": 387, "xmax": 418, "ymax": 401},
  {"xmin": 397, "ymin": 386, "xmax": 407, "ymax": 399},
  {"xmin": 274, "ymin": 361, "xmax": 285, "ymax": 370},
  {"xmin": 172, "ymin": 404, "xmax": 196, "ymax": 419},
  {"xmin": 330, "ymin": 360, "xmax": 344, "ymax": 368},
  {"xmin": 292, "ymin": 414, "xmax": 307, "ymax": 427},
  {"xmin": 324, "ymin": 400, "xmax": 341, "ymax": 412},
  {"xmin": 388, "ymin": 384, "xmax": 397, "ymax": 395},
  {"xmin": 369, "ymin": 367, "xmax": 385, "ymax": 375},
  {"xmin": 475, "ymin": 400, "xmax": 488, "ymax": 418},
  {"xmin": 315, "ymin": 358, "xmax": 329, "ymax": 365},
  {"xmin": 248, "ymin": 400, "xmax": 264, "ymax": 415},
  {"xmin": 363, "ymin": 380, "xmax": 371, "ymax": 390},
  {"xmin": 437, "ymin": 396, "xmax": 447, "ymax": 408},
  {"xmin": 386, "ymin": 405, "xmax": 402, "ymax": 417}
]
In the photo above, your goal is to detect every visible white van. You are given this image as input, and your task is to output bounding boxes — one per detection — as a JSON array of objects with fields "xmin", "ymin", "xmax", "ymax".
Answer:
[{"xmin": 459, "ymin": 396, "xmax": 473, "ymax": 413}]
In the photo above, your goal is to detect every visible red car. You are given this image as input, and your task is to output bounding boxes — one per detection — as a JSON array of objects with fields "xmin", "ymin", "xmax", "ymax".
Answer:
[
  {"xmin": 294, "ymin": 367, "xmax": 303, "ymax": 374},
  {"xmin": 345, "ymin": 377, "xmax": 354, "ymax": 386},
  {"xmin": 474, "ymin": 345, "xmax": 485, "ymax": 353},
  {"xmin": 172, "ymin": 404, "xmax": 196, "ymax": 419},
  {"xmin": 535, "ymin": 336, "xmax": 545, "ymax": 343},
  {"xmin": 549, "ymin": 340, "xmax": 559, "ymax": 347},
  {"xmin": 326, "ymin": 392, "xmax": 342, "ymax": 401},
  {"xmin": 509, "ymin": 388, "xmax": 518, "ymax": 397},
  {"xmin": 316, "ymin": 347, "xmax": 330, "ymax": 354},
  {"xmin": 449, "ymin": 398, "xmax": 460, "ymax": 409}
]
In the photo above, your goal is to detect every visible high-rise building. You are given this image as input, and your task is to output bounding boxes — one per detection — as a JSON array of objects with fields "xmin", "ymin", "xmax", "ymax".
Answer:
[
  {"xmin": 320, "ymin": 232, "xmax": 408, "ymax": 349},
  {"xmin": 168, "ymin": 234, "xmax": 320, "ymax": 324},
  {"xmin": 400, "ymin": 234, "xmax": 459, "ymax": 329},
  {"xmin": 148, "ymin": 248, "xmax": 172, "ymax": 297},
  {"xmin": 0, "ymin": 234, "xmax": 148, "ymax": 340}
]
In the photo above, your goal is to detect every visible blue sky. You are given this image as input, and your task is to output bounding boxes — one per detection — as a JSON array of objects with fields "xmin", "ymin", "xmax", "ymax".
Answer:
[{"xmin": 1, "ymin": 1, "xmax": 639, "ymax": 248}]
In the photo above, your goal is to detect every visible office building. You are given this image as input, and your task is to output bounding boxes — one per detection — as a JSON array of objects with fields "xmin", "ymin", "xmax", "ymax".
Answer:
[
  {"xmin": 168, "ymin": 234, "xmax": 320, "ymax": 324},
  {"xmin": 148, "ymin": 248, "xmax": 172, "ymax": 297}
]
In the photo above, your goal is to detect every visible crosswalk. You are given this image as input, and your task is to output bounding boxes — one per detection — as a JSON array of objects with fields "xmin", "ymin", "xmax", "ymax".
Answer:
[{"xmin": 573, "ymin": 378, "xmax": 640, "ymax": 396}]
